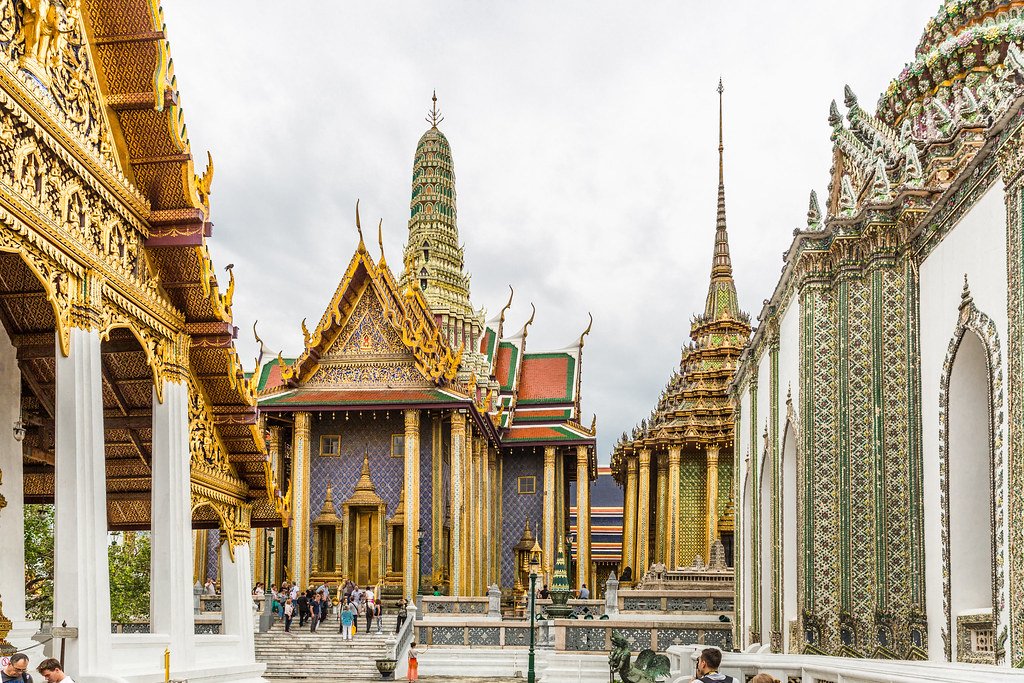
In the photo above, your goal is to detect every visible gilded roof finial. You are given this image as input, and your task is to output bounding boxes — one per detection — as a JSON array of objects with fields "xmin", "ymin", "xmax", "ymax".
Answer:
[
  {"xmin": 377, "ymin": 218, "xmax": 386, "ymax": 264},
  {"xmin": 578, "ymin": 312, "xmax": 593, "ymax": 349},
  {"xmin": 355, "ymin": 199, "xmax": 365, "ymax": 250},
  {"xmin": 426, "ymin": 90, "xmax": 444, "ymax": 128},
  {"xmin": 710, "ymin": 78, "xmax": 733, "ymax": 282}
]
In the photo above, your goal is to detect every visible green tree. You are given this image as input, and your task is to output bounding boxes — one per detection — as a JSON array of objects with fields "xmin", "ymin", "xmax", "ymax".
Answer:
[
  {"xmin": 108, "ymin": 532, "xmax": 151, "ymax": 624},
  {"xmin": 24, "ymin": 504, "xmax": 54, "ymax": 621}
]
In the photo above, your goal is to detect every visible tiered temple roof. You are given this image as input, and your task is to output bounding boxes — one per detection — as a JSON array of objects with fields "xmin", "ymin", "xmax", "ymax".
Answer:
[
  {"xmin": 257, "ymin": 99, "xmax": 596, "ymax": 453},
  {"xmin": 611, "ymin": 81, "xmax": 751, "ymax": 476}
]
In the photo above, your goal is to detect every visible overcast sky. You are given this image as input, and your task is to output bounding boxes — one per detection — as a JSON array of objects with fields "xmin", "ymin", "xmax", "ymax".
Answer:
[{"xmin": 161, "ymin": 1, "xmax": 939, "ymax": 464}]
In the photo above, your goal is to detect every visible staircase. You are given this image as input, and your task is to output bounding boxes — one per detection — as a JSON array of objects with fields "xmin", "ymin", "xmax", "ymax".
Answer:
[{"xmin": 255, "ymin": 612, "xmax": 400, "ymax": 680}]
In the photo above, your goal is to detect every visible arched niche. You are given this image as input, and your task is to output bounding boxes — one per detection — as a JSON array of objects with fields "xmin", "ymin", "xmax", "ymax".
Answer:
[{"xmin": 936, "ymin": 280, "xmax": 1007, "ymax": 664}]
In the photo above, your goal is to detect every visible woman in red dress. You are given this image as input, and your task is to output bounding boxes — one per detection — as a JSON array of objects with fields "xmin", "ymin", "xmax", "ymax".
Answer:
[{"xmin": 407, "ymin": 641, "xmax": 418, "ymax": 681}]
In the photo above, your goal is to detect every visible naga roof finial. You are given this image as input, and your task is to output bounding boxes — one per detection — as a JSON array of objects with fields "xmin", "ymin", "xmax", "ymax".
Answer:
[
  {"xmin": 578, "ymin": 312, "xmax": 594, "ymax": 349},
  {"xmin": 355, "ymin": 199, "xmax": 365, "ymax": 250},
  {"xmin": 426, "ymin": 90, "xmax": 444, "ymax": 128},
  {"xmin": 377, "ymin": 218, "xmax": 385, "ymax": 263}
]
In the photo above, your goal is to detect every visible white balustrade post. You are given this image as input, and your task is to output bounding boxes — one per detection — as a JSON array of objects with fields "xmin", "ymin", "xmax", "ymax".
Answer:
[
  {"xmin": 220, "ymin": 540, "xmax": 255, "ymax": 662},
  {"xmin": 605, "ymin": 571, "xmax": 619, "ymax": 616},
  {"xmin": 53, "ymin": 328, "xmax": 110, "ymax": 679},
  {"xmin": 150, "ymin": 380, "xmax": 195, "ymax": 667},
  {"xmin": 487, "ymin": 584, "xmax": 501, "ymax": 619}
]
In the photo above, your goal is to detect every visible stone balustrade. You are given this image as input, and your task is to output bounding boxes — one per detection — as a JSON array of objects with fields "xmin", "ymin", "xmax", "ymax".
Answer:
[
  {"xmin": 554, "ymin": 616, "xmax": 733, "ymax": 653},
  {"xmin": 666, "ymin": 645, "xmax": 1024, "ymax": 682},
  {"xmin": 421, "ymin": 595, "xmax": 491, "ymax": 615},
  {"xmin": 416, "ymin": 620, "xmax": 537, "ymax": 647},
  {"xmin": 617, "ymin": 589, "xmax": 733, "ymax": 614}
]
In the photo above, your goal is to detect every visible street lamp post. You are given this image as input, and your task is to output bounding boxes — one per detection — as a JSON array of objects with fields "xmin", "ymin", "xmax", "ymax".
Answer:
[
  {"xmin": 416, "ymin": 525, "xmax": 424, "ymax": 594},
  {"xmin": 528, "ymin": 554, "xmax": 540, "ymax": 683}
]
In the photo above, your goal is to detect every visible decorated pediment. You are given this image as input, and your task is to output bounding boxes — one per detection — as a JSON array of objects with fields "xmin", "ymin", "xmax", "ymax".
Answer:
[
  {"xmin": 275, "ymin": 216, "xmax": 464, "ymax": 392},
  {"xmin": 0, "ymin": 0, "xmax": 119, "ymax": 168}
]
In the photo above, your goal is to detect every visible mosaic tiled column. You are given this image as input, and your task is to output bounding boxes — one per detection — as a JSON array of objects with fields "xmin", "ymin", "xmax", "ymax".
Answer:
[
  {"xmin": 431, "ymin": 416, "xmax": 443, "ymax": 582},
  {"xmin": 450, "ymin": 411, "xmax": 466, "ymax": 595},
  {"xmin": 493, "ymin": 448, "xmax": 503, "ymax": 586},
  {"xmin": 404, "ymin": 409, "xmax": 420, "ymax": 599},
  {"xmin": 1000, "ymin": 125, "xmax": 1024, "ymax": 667},
  {"xmin": 706, "ymin": 445, "xmax": 720, "ymax": 561},
  {"xmin": 668, "ymin": 446, "xmax": 682, "ymax": 568},
  {"xmin": 576, "ymin": 445, "xmax": 591, "ymax": 592},
  {"xmin": 290, "ymin": 411, "xmax": 311, "ymax": 588},
  {"xmin": 543, "ymin": 445, "xmax": 557, "ymax": 579},
  {"xmin": 623, "ymin": 456, "xmax": 638, "ymax": 578},
  {"xmin": 656, "ymin": 452, "xmax": 669, "ymax": 564},
  {"xmin": 636, "ymin": 448, "xmax": 652, "ymax": 576},
  {"xmin": 483, "ymin": 441, "xmax": 493, "ymax": 586},
  {"xmin": 473, "ymin": 436, "xmax": 484, "ymax": 594}
]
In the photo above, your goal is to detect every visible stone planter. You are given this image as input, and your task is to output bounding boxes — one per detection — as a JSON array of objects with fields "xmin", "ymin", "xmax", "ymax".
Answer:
[{"xmin": 375, "ymin": 658, "xmax": 397, "ymax": 680}]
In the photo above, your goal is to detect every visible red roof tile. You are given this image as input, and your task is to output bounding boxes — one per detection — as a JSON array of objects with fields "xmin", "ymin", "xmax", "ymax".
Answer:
[{"xmin": 519, "ymin": 353, "xmax": 574, "ymax": 402}]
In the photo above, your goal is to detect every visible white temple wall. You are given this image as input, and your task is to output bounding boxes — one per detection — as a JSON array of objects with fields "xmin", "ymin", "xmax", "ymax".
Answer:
[
  {"xmin": 919, "ymin": 178, "xmax": 1010, "ymax": 662},
  {"xmin": 776, "ymin": 297, "xmax": 800, "ymax": 652},
  {"xmin": 0, "ymin": 318, "xmax": 26, "ymax": 634}
]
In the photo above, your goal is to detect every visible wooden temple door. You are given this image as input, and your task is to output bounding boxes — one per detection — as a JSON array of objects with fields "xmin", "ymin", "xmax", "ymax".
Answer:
[{"xmin": 352, "ymin": 507, "xmax": 380, "ymax": 585}]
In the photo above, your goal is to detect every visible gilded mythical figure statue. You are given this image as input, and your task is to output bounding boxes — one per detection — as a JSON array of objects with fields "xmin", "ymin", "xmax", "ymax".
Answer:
[{"xmin": 19, "ymin": 0, "xmax": 78, "ymax": 78}]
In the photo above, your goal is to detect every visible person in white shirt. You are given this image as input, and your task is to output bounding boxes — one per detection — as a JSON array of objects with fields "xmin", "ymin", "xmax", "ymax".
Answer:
[{"xmin": 36, "ymin": 659, "xmax": 74, "ymax": 683}]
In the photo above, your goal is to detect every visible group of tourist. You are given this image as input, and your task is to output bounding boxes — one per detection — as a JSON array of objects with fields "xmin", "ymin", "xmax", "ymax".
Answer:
[
  {"xmin": 2, "ymin": 654, "xmax": 73, "ymax": 683},
  {"xmin": 253, "ymin": 580, "xmax": 411, "ymax": 638}
]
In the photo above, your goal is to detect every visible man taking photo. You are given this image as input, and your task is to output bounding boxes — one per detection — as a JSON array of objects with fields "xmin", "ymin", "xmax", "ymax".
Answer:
[{"xmin": 690, "ymin": 647, "xmax": 735, "ymax": 683}]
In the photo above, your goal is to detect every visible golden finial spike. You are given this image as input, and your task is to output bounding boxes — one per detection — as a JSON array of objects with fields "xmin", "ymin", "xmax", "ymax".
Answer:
[
  {"xmin": 426, "ymin": 90, "xmax": 444, "ymax": 128},
  {"xmin": 355, "ymin": 199, "xmax": 365, "ymax": 249},
  {"xmin": 579, "ymin": 312, "xmax": 593, "ymax": 348},
  {"xmin": 377, "ymin": 218, "xmax": 385, "ymax": 262}
]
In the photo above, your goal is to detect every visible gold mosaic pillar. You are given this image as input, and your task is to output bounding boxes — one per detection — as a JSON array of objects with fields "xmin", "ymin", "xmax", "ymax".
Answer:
[
  {"xmin": 543, "ymin": 446, "xmax": 557, "ymax": 579},
  {"xmin": 404, "ymin": 410, "xmax": 421, "ymax": 599},
  {"xmin": 668, "ymin": 446, "xmax": 682, "ymax": 568},
  {"xmin": 636, "ymin": 448, "xmax": 652, "ymax": 576},
  {"xmin": 431, "ymin": 416, "xmax": 443, "ymax": 587},
  {"xmin": 473, "ymin": 436, "xmax": 484, "ymax": 594},
  {"xmin": 290, "ymin": 411, "xmax": 311, "ymax": 588},
  {"xmin": 450, "ymin": 411, "xmax": 466, "ymax": 595},
  {"xmin": 622, "ymin": 456, "xmax": 638, "ymax": 578},
  {"xmin": 656, "ymin": 452, "xmax": 669, "ymax": 564},
  {"xmin": 706, "ymin": 445, "xmax": 720, "ymax": 561},
  {"xmin": 464, "ymin": 428, "xmax": 475, "ymax": 593},
  {"xmin": 492, "ymin": 448, "xmax": 502, "ymax": 586},
  {"xmin": 576, "ymin": 445, "xmax": 591, "ymax": 592},
  {"xmin": 482, "ymin": 441, "xmax": 492, "ymax": 587}
]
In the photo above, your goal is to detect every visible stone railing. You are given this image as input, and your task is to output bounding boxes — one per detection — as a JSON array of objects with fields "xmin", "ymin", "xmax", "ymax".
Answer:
[
  {"xmin": 421, "ymin": 596, "xmax": 490, "ymax": 616},
  {"xmin": 416, "ymin": 620, "xmax": 537, "ymax": 647},
  {"xmin": 618, "ymin": 590, "xmax": 733, "ymax": 614},
  {"xmin": 553, "ymin": 617, "xmax": 732, "ymax": 653},
  {"xmin": 531, "ymin": 598, "xmax": 605, "ymax": 618},
  {"xmin": 666, "ymin": 645, "xmax": 1022, "ymax": 683},
  {"xmin": 111, "ymin": 616, "xmax": 221, "ymax": 635}
]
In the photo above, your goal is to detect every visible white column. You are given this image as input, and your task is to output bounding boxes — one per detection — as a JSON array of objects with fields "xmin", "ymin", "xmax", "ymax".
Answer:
[
  {"xmin": 53, "ymin": 328, "xmax": 110, "ymax": 679},
  {"xmin": 150, "ymin": 380, "xmax": 195, "ymax": 666},
  {"xmin": 220, "ymin": 540, "xmax": 255, "ymax": 662},
  {"xmin": 0, "ymin": 321, "xmax": 26, "ymax": 632}
]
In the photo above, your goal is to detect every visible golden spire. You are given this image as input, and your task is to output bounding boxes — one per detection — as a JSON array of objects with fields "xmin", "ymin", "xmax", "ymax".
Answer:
[
  {"xmin": 702, "ymin": 78, "xmax": 740, "ymax": 322},
  {"xmin": 426, "ymin": 90, "xmax": 444, "ymax": 128},
  {"xmin": 712, "ymin": 77, "xmax": 732, "ymax": 281}
]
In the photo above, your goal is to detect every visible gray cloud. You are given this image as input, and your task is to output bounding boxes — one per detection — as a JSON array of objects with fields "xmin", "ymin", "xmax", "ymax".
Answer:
[{"xmin": 162, "ymin": 0, "xmax": 939, "ymax": 462}]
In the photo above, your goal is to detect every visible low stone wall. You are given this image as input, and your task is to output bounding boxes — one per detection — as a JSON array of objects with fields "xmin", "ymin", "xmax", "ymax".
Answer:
[
  {"xmin": 416, "ymin": 620, "xmax": 535, "ymax": 647},
  {"xmin": 617, "ymin": 589, "xmax": 733, "ymax": 614},
  {"xmin": 421, "ymin": 596, "xmax": 490, "ymax": 615},
  {"xmin": 553, "ymin": 618, "xmax": 732, "ymax": 653}
]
